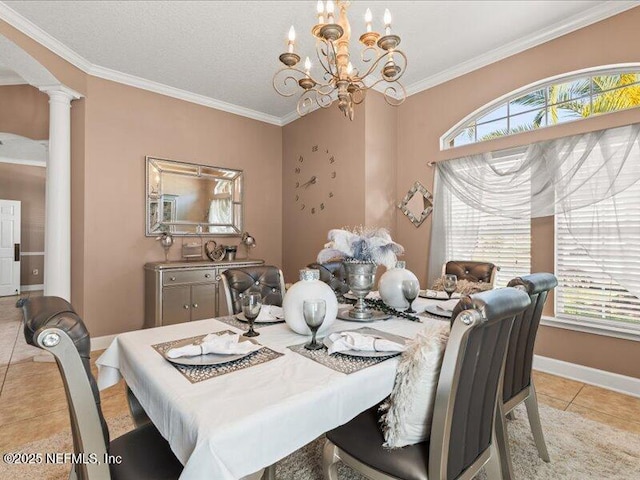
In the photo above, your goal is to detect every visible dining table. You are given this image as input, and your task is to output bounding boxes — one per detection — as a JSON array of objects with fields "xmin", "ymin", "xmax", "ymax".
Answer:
[{"xmin": 96, "ymin": 293, "xmax": 454, "ymax": 480}]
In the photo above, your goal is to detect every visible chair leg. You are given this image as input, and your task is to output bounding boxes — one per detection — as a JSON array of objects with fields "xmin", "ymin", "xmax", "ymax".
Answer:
[
  {"xmin": 524, "ymin": 382, "xmax": 550, "ymax": 462},
  {"xmin": 323, "ymin": 439, "xmax": 340, "ymax": 480},
  {"xmin": 261, "ymin": 464, "xmax": 276, "ymax": 480},
  {"xmin": 484, "ymin": 439, "xmax": 503, "ymax": 480},
  {"xmin": 494, "ymin": 404, "xmax": 514, "ymax": 480}
]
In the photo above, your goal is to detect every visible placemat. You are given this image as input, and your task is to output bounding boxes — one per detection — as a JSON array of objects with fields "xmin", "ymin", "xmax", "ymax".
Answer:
[
  {"xmin": 288, "ymin": 327, "xmax": 407, "ymax": 375},
  {"xmin": 216, "ymin": 315, "xmax": 285, "ymax": 331},
  {"xmin": 152, "ymin": 330, "xmax": 283, "ymax": 384}
]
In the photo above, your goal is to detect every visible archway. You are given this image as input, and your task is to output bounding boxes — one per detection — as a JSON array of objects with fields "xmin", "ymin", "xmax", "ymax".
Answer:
[{"xmin": 0, "ymin": 34, "xmax": 81, "ymax": 300}]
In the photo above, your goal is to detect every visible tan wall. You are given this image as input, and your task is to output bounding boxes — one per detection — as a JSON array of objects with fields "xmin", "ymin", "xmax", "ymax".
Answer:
[
  {"xmin": 0, "ymin": 163, "xmax": 45, "ymax": 285},
  {"xmin": 0, "ymin": 84, "xmax": 49, "ymax": 139},
  {"xmin": 81, "ymin": 76, "xmax": 282, "ymax": 336},
  {"xmin": 282, "ymin": 104, "xmax": 366, "ymax": 282},
  {"xmin": 397, "ymin": 7, "xmax": 640, "ymax": 377}
]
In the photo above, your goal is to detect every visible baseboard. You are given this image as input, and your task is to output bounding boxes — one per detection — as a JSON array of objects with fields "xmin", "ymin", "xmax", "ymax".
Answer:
[
  {"xmin": 21, "ymin": 284, "xmax": 44, "ymax": 292},
  {"xmin": 91, "ymin": 334, "xmax": 117, "ymax": 351},
  {"xmin": 533, "ymin": 354, "xmax": 640, "ymax": 398}
]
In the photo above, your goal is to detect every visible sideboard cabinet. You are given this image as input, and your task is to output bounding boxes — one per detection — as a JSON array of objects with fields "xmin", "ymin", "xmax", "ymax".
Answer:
[{"xmin": 144, "ymin": 259, "xmax": 264, "ymax": 328}]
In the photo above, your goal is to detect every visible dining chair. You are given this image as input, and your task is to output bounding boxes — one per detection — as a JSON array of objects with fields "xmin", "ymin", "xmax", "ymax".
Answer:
[
  {"xmin": 442, "ymin": 260, "xmax": 499, "ymax": 287},
  {"xmin": 323, "ymin": 287, "xmax": 531, "ymax": 480},
  {"xmin": 21, "ymin": 295, "xmax": 183, "ymax": 480},
  {"xmin": 307, "ymin": 261, "xmax": 350, "ymax": 300},
  {"xmin": 496, "ymin": 273, "xmax": 557, "ymax": 479},
  {"xmin": 220, "ymin": 265, "xmax": 286, "ymax": 315}
]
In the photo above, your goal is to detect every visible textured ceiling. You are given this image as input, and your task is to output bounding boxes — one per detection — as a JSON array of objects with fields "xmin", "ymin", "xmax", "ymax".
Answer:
[
  {"xmin": 2, "ymin": 1, "xmax": 619, "ymax": 119},
  {"xmin": 0, "ymin": 57, "xmax": 25, "ymax": 84}
]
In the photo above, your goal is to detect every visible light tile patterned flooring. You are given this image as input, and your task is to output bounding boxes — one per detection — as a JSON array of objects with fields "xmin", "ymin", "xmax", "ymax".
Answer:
[{"xmin": 1, "ymin": 292, "xmax": 639, "ymax": 454}]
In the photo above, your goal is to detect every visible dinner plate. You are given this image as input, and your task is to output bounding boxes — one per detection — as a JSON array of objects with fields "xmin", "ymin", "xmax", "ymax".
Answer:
[
  {"xmin": 424, "ymin": 304, "xmax": 453, "ymax": 319},
  {"xmin": 419, "ymin": 290, "xmax": 461, "ymax": 300},
  {"xmin": 163, "ymin": 337, "xmax": 259, "ymax": 366},
  {"xmin": 235, "ymin": 312, "xmax": 283, "ymax": 324},
  {"xmin": 322, "ymin": 335, "xmax": 401, "ymax": 358}
]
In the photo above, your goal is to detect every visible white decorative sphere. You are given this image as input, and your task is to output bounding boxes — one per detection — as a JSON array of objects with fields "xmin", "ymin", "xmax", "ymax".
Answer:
[
  {"xmin": 283, "ymin": 269, "xmax": 338, "ymax": 335},
  {"xmin": 378, "ymin": 261, "xmax": 420, "ymax": 309}
]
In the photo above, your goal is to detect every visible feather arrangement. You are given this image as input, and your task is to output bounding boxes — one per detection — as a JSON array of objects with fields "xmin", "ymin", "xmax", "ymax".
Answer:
[{"xmin": 317, "ymin": 227, "xmax": 404, "ymax": 269}]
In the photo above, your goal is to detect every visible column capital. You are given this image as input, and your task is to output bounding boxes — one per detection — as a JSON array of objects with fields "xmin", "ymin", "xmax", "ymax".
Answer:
[{"xmin": 39, "ymin": 84, "xmax": 83, "ymax": 102}]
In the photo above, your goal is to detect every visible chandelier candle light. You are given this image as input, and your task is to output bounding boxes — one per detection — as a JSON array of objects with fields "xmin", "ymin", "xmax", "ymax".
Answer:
[{"xmin": 274, "ymin": 1, "xmax": 407, "ymax": 120}]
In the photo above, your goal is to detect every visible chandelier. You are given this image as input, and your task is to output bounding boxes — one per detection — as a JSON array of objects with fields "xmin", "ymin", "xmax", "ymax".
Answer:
[{"xmin": 273, "ymin": 1, "xmax": 407, "ymax": 120}]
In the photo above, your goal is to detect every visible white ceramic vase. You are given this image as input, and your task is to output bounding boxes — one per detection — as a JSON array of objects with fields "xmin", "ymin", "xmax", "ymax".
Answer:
[
  {"xmin": 378, "ymin": 261, "xmax": 420, "ymax": 310},
  {"xmin": 283, "ymin": 269, "xmax": 338, "ymax": 335}
]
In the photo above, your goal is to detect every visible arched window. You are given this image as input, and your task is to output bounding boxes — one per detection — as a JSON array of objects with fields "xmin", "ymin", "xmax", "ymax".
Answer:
[{"xmin": 442, "ymin": 65, "xmax": 640, "ymax": 149}]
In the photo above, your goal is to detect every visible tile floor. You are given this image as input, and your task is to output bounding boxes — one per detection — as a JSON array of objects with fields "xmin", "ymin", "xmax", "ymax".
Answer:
[{"xmin": 1, "ymin": 292, "xmax": 639, "ymax": 454}]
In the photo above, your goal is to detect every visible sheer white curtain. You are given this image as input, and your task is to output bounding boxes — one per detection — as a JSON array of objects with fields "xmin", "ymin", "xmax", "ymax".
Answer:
[{"xmin": 429, "ymin": 123, "xmax": 640, "ymax": 297}]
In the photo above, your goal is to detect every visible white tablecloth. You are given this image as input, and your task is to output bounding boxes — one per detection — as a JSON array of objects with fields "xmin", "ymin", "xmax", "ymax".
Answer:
[{"xmin": 97, "ymin": 298, "xmax": 445, "ymax": 480}]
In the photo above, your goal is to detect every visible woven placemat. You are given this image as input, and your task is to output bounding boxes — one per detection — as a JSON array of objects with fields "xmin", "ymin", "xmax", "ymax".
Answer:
[
  {"xmin": 288, "ymin": 327, "xmax": 407, "ymax": 375},
  {"xmin": 216, "ymin": 315, "xmax": 285, "ymax": 331},
  {"xmin": 152, "ymin": 330, "xmax": 283, "ymax": 384}
]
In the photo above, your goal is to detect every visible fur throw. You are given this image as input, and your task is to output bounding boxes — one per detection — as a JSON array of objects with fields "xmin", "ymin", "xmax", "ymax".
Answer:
[{"xmin": 431, "ymin": 278, "xmax": 492, "ymax": 295}]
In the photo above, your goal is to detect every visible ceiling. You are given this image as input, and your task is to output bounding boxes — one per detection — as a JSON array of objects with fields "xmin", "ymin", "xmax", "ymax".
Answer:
[
  {"xmin": 0, "ymin": 57, "xmax": 25, "ymax": 85},
  {"xmin": 1, "ymin": 1, "xmax": 635, "ymax": 124}
]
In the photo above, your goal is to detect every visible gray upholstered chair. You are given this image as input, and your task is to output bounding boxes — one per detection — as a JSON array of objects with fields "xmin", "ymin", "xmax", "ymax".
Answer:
[
  {"xmin": 307, "ymin": 261, "xmax": 350, "ymax": 301},
  {"xmin": 220, "ymin": 265, "xmax": 286, "ymax": 315},
  {"xmin": 323, "ymin": 287, "xmax": 531, "ymax": 480},
  {"xmin": 21, "ymin": 296, "xmax": 183, "ymax": 480},
  {"xmin": 442, "ymin": 260, "xmax": 499, "ymax": 287},
  {"xmin": 496, "ymin": 273, "xmax": 557, "ymax": 479}
]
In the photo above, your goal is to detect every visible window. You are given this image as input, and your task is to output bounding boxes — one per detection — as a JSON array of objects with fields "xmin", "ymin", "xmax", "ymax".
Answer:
[
  {"xmin": 444, "ymin": 67, "xmax": 640, "ymax": 149},
  {"xmin": 556, "ymin": 183, "xmax": 640, "ymax": 332},
  {"xmin": 443, "ymin": 153, "xmax": 531, "ymax": 287}
]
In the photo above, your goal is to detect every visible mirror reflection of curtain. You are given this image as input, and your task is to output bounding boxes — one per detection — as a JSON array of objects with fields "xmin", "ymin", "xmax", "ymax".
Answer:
[{"xmin": 208, "ymin": 180, "xmax": 232, "ymax": 233}]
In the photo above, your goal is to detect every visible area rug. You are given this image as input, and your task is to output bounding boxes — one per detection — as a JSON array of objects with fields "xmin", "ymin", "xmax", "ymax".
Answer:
[{"xmin": 1, "ymin": 404, "xmax": 638, "ymax": 480}]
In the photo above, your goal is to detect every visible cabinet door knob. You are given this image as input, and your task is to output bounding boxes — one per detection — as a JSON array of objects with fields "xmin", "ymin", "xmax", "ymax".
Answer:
[
  {"xmin": 192, "ymin": 303, "xmax": 198, "ymax": 308},
  {"xmin": 216, "ymin": 275, "xmax": 221, "ymax": 281},
  {"xmin": 183, "ymin": 304, "xmax": 190, "ymax": 309},
  {"xmin": 170, "ymin": 276, "xmax": 176, "ymax": 281},
  {"xmin": 204, "ymin": 273, "xmax": 211, "ymax": 278}
]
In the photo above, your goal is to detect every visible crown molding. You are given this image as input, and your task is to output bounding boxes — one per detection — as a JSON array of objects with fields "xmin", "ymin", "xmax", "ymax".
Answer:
[
  {"xmin": 404, "ymin": 0, "xmax": 639, "ymax": 97},
  {"xmin": 1, "ymin": 1, "xmax": 637, "ymax": 126},
  {"xmin": 0, "ymin": 2, "xmax": 283, "ymax": 126}
]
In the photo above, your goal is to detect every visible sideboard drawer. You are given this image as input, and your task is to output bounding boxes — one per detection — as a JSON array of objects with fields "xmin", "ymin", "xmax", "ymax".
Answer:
[{"xmin": 163, "ymin": 269, "xmax": 217, "ymax": 286}]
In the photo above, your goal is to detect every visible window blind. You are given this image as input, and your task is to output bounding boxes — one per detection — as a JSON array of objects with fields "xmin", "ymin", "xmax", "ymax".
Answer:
[
  {"xmin": 556, "ymin": 183, "xmax": 640, "ymax": 330},
  {"xmin": 444, "ymin": 154, "xmax": 531, "ymax": 288}
]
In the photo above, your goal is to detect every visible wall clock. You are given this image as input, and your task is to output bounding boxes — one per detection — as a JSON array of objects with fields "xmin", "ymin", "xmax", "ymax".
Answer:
[{"xmin": 293, "ymin": 144, "xmax": 337, "ymax": 215}]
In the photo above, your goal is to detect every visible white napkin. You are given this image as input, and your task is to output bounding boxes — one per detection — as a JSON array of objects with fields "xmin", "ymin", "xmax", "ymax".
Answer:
[
  {"xmin": 436, "ymin": 299, "xmax": 460, "ymax": 313},
  {"xmin": 256, "ymin": 305, "xmax": 284, "ymax": 322},
  {"xmin": 422, "ymin": 290, "xmax": 461, "ymax": 300},
  {"xmin": 166, "ymin": 333, "xmax": 261, "ymax": 359},
  {"xmin": 327, "ymin": 331, "xmax": 406, "ymax": 355}
]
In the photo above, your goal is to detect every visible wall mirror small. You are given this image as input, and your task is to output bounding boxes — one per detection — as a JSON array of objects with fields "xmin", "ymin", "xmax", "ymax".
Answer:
[{"xmin": 146, "ymin": 156, "xmax": 243, "ymax": 236}]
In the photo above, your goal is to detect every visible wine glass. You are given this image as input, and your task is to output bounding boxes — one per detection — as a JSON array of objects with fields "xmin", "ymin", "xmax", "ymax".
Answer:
[
  {"xmin": 241, "ymin": 292, "xmax": 262, "ymax": 337},
  {"xmin": 443, "ymin": 274, "xmax": 458, "ymax": 299},
  {"xmin": 402, "ymin": 279, "xmax": 420, "ymax": 313},
  {"xmin": 303, "ymin": 299, "xmax": 326, "ymax": 350}
]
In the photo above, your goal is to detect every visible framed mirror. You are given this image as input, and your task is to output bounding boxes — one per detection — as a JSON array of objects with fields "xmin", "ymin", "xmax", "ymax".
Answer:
[{"xmin": 146, "ymin": 156, "xmax": 243, "ymax": 236}]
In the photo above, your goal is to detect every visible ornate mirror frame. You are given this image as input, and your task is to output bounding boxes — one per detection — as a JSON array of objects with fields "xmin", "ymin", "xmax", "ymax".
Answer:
[{"xmin": 145, "ymin": 156, "xmax": 244, "ymax": 237}]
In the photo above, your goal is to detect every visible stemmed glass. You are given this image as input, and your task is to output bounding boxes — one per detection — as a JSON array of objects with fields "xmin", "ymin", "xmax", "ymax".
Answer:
[
  {"xmin": 303, "ymin": 299, "xmax": 326, "ymax": 350},
  {"xmin": 402, "ymin": 279, "xmax": 420, "ymax": 313},
  {"xmin": 443, "ymin": 274, "xmax": 458, "ymax": 299},
  {"xmin": 241, "ymin": 292, "xmax": 262, "ymax": 337}
]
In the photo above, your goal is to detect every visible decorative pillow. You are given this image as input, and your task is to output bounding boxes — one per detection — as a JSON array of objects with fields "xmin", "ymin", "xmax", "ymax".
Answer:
[
  {"xmin": 431, "ymin": 278, "xmax": 492, "ymax": 295},
  {"xmin": 379, "ymin": 322, "xmax": 450, "ymax": 448}
]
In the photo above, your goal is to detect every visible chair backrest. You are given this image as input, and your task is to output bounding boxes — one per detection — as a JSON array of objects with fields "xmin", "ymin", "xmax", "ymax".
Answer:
[
  {"xmin": 503, "ymin": 273, "xmax": 557, "ymax": 403},
  {"xmin": 221, "ymin": 265, "xmax": 286, "ymax": 315},
  {"xmin": 429, "ymin": 287, "xmax": 530, "ymax": 480},
  {"xmin": 443, "ymin": 260, "xmax": 498, "ymax": 286},
  {"xmin": 22, "ymin": 296, "xmax": 111, "ymax": 480},
  {"xmin": 306, "ymin": 261, "xmax": 349, "ymax": 297}
]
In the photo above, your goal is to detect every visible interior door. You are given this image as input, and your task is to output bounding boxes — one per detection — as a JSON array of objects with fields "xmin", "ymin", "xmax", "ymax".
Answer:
[{"xmin": 0, "ymin": 200, "xmax": 21, "ymax": 297}]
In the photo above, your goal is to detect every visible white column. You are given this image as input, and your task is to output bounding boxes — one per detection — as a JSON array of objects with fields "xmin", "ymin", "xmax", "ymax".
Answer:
[{"xmin": 40, "ymin": 85, "xmax": 81, "ymax": 301}]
